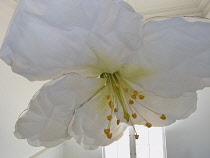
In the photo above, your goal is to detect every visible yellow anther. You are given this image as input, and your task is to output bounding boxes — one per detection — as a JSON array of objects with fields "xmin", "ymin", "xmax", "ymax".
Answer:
[
  {"xmin": 125, "ymin": 88, "xmax": 129, "ymax": 92},
  {"xmin": 108, "ymin": 101, "xmax": 113, "ymax": 109},
  {"xmin": 124, "ymin": 113, "xmax": 130, "ymax": 122},
  {"xmin": 132, "ymin": 113, "xmax": 137, "ymax": 119},
  {"xmin": 135, "ymin": 135, "xmax": 139, "ymax": 139},
  {"xmin": 107, "ymin": 133, "xmax": 112, "ymax": 139},
  {"xmin": 117, "ymin": 119, "xmax": 120, "ymax": 125},
  {"xmin": 139, "ymin": 95, "xmax": 144, "ymax": 100},
  {"xmin": 104, "ymin": 129, "xmax": 110, "ymax": 134},
  {"xmin": 129, "ymin": 100, "xmax": 134, "ymax": 105},
  {"xmin": 107, "ymin": 115, "xmax": 113, "ymax": 120},
  {"xmin": 114, "ymin": 83, "xmax": 120, "ymax": 89},
  {"xmin": 160, "ymin": 114, "xmax": 166, "ymax": 120},
  {"xmin": 131, "ymin": 95, "xmax": 136, "ymax": 99},
  {"xmin": 114, "ymin": 108, "xmax": 118, "ymax": 113},
  {"xmin": 108, "ymin": 101, "xmax": 112, "ymax": 105},
  {"xmin": 134, "ymin": 90, "xmax": 138, "ymax": 95},
  {"xmin": 106, "ymin": 95, "xmax": 111, "ymax": 99},
  {"xmin": 145, "ymin": 122, "xmax": 152, "ymax": 128}
]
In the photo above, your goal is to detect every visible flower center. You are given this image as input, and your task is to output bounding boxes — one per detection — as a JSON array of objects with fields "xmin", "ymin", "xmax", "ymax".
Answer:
[{"xmin": 100, "ymin": 72, "xmax": 166, "ymax": 139}]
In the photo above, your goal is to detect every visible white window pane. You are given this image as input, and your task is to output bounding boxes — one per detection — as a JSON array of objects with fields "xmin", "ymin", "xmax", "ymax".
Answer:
[
  {"xmin": 150, "ymin": 145, "xmax": 164, "ymax": 158},
  {"xmin": 117, "ymin": 128, "xmax": 130, "ymax": 158},
  {"xmin": 104, "ymin": 141, "xmax": 118, "ymax": 158},
  {"xmin": 136, "ymin": 144, "xmax": 150, "ymax": 158},
  {"xmin": 149, "ymin": 127, "xmax": 164, "ymax": 145},
  {"xmin": 104, "ymin": 126, "xmax": 166, "ymax": 158},
  {"xmin": 135, "ymin": 126, "xmax": 149, "ymax": 145},
  {"xmin": 135, "ymin": 125, "xmax": 166, "ymax": 158},
  {"xmin": 104, "ymin": 128, "xmax": 130, "ymax": 158}
]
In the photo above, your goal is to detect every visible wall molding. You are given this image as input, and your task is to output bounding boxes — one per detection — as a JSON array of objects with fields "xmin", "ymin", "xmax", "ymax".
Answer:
[
  {"xmin": 2, "ymin": 0, "xmax": 210, "ymax": 18},
  {"xmin": 202, "ymin": 0, "xmax": 210, "ymax": 16},
  {"xmin": 126, "ymin": 0, "xmax": 210, "ymax": 18},
  {"xmin": 29, "ymin": 145, "xmax": 63, "ymax": 158}
]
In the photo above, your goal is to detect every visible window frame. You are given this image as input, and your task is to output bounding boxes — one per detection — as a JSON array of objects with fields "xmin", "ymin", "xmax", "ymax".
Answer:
[{"xmin": 103, "ymin": 126, "xmax": 167, "ymax": 158}]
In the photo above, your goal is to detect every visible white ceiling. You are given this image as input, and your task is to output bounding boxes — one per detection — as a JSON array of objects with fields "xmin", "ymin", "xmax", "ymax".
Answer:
[
  {"xmin": 0, "ymin": 0, "xmax": 16, "ymax": 8},
  {"xmin": 1, "ymin": 0, "xmax": 210, "ymax": 19},
  {"xmin": 125, "ymin": 0, "xmax": 210, "ymax": 19}
]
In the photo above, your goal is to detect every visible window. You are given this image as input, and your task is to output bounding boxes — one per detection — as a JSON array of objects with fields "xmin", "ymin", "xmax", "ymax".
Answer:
[{"xmin": 103, "ymin": 126, "xmax": 167, "ymax": 158}]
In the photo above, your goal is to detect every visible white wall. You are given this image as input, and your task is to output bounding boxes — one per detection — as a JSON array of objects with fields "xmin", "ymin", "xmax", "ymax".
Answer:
[
  {"xmin": 0, "ymin": 1, "xmax": 14, "ymax": 44},
  {"xmin": 0, "ymin": 4, "xmax": 102, "ymax": 158},
  {"xmin": 206, "ymin": 12, "xmax": 210, "ymax": 19},
  {"xmin": 166, "ymin": 88, "xmax": 210, "ymax": 158},
  {"xmin": 30, "ymin": 145, "xmax": 63, "ymax": 158},
  {"xmin": 0, "ymin": 2, "xmax": 45, "ymax": 157},
  {"xmin": 0, "ymin": 58, "xmax": 45, "ymax": 158},
  {"xmin": 63, "ymin": 139, "xmax": 102, "ymax": 158},
  {"xmin": 28, "ymin": 139, "xmax": 103, "ymax": 158}
]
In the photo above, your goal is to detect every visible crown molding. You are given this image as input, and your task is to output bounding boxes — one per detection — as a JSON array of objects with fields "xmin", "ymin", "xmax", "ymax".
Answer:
[
  {"xmin": 1, "ymin": 0, "xmax": 210, "ymax": 19},
  {"xmin": 197, "ymin": 0, "xmax": 209, "ymax": 10},
  {"xmin": 201, "ymin": 0, "xmax": 210, "ymax": 16},
  {"xmin": 193, "ymin": 0, "xmax": 203, "ymax": 6},
  {"xmin": 125, "ymin": 0, "xmax": 205, "ymax": 18},
  {"xmin": 143, "ymin": 10, "xmax": 203, "ymax": 20}
]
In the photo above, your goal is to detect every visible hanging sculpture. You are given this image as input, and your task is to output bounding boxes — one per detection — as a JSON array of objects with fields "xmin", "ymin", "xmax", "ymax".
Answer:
[{"xmin": 1, "ymin": 0, "xmax": 210, "ymax": 149}]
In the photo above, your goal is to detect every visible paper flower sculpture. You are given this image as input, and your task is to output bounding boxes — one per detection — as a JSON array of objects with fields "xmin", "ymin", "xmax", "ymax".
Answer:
[{"xmin": 1, "ymin": 0, "xmax": 210, "ymax": 149}]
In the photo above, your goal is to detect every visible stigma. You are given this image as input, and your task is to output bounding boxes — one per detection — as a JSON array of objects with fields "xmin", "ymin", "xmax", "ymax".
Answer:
[{"xmin": 101, "ymin": 72, "xmax": 167, "ymax": 139}]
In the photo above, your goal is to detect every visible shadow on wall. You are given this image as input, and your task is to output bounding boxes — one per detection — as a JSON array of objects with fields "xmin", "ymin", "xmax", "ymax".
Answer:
[
  {"xmin": 63, "ymin": 139, "xmax": 102, "ymax": 158},
  {"xmin": 166, "ymin": 88, "xmax": 210, "ymax": 158}
]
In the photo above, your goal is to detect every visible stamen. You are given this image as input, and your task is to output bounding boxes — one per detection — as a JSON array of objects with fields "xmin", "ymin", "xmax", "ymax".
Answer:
[
  {"xmin": 124, "ymin": 113, "xmax": 130, "ymax": 122},
  {"xmin": 145, "ymin": 122, "xmax": 152, "ymax": 128},
  {"xmin": 106, "ymin": 95, "xmax": 111, "ymax": 99},
  {"xmin": 134, "ymin": 98, "xmax": 163, "ymax": 117},
  {"xmin": 129, "ymin": 117, "xmax": 139, "ymax": 138},
  {"xmin": 104, "ymin": 129, "xmax": 110, "ymax": 134},
  {"xmin": 103, "ymin": 72, "xmax": 166, "ymax": 139},
  {"xmin": 125, "ymin": 88, "xmax": 128, "ymax": 92},
  {"xmin": 131, "ymin": 104, "xmax": 149, "ymax": 123},
  {"xmin": 107, "ymin": 120, "xmax": 112, "ymax": 134},
  {"xmin": 132, "ymin": 113, "xmax": 137, "ymax": 119},
  {"xmin": 114, "ymin": 83, "xmax": 120, "ymax": 89},
  {"xmin": 108, "ymin": 101, "xmax": 113, "ymax": 109},
  {"xmin": 117, "ymin": 119, "xmax": 120, "ymax": 125},
  {"xmin": 134, "ymin": 90, "xmax": 138, "ymax": 95},
  {"xmin": 107, "ymin": 133, "xmax": 112, "ymax": 139},
  {"xmin": 114, "ymin": 108, "xmax": 118, "ymax": 113},
  {"xmin": 131, "ymin": 95, "xmax": 136, "ymax": 99},
  {"xmin": 107, "ymin": 115, "xmax": 113, "ymax": 120},
  {"xmin": 160, "ymin": 114, "xmax": 166, "ymax": 120},
  {"xmin": 129, "ymin": 100, "xmax": 134, "ymax": 104},
  {"xmin": 111, "ymin": 74, "xmax": 129, "ymax": 121},
  {"xmin": 139, "ymin": 95, "xmax": 144, "ymax": 100}
]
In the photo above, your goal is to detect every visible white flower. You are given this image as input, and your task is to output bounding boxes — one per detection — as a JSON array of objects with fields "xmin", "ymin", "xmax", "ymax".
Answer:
[{"xmin": 1, "ymin": 0, "xmax": 210, "ymax": 150}]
